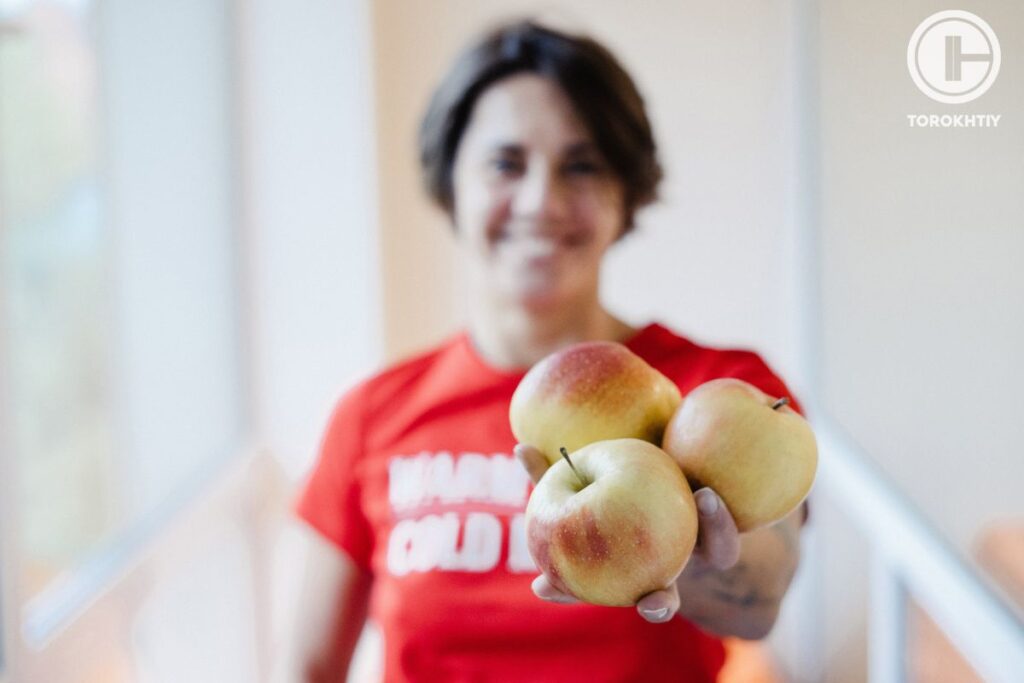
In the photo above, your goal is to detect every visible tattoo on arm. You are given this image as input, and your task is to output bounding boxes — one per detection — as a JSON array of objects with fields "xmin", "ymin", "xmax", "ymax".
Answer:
[
  {"xmin": 709, "ymin": 588, "xmax": 774, "ymax": 608},
  {"xmin": 695, "ymin": 523, "xmax": 799, "ymax": 608},
  {"xmin": 681, "ymin": 519, "xmax": 803, "ymax": 615},
  {"xmin": 700, "ymin": 563, "xmax": 774, "ymax": 608}
]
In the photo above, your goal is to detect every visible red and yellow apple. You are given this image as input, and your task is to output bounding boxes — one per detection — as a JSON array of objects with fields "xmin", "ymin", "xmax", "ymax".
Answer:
[
  {"xmin": 525, "ymin": 438, "xmax": 698, "ymax": 606},
  {"xmin": 662, "ymin": 378, "xmax": 817, "ymax": 531},
  {"xmin": 510, "ymin": 342, "xmax": 682, "ymax": 466}
]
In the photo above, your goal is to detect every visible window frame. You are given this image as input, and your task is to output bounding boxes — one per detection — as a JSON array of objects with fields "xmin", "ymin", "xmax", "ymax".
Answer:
[{"xmin": 0, "ymin": 0, "xmax": 255, "ymax": 674}]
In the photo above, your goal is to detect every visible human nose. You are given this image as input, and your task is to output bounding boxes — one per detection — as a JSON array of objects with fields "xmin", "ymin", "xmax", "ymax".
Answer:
[{"xmin": 511, "ymin": 164, "xmax": 567, "ymax": 221}]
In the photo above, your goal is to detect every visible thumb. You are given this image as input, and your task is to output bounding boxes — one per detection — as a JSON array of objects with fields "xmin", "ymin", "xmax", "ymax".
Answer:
[
  {"xmin": 636, "ymin": 582, "xmax": 681, "ymax": 623},
  {"xmin": 514, "ymin": 444, "xmax": 550, "ymax": 485}
]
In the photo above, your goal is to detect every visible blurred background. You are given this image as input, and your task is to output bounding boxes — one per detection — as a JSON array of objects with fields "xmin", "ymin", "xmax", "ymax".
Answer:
[{"xmin": 0, "ymin": 0, "xmax": 1021, "ymax": 681}]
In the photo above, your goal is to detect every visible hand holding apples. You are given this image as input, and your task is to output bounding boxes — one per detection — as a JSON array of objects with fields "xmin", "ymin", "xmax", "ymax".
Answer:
[{"xmin": 516, "ymin": 442, "xmax": 740, "ymax": 622}]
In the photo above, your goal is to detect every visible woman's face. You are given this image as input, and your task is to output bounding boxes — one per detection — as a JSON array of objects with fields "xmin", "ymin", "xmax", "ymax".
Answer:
[{"xmin": 451, "ymin": 74, "xmax": 626, "ymax": 313}]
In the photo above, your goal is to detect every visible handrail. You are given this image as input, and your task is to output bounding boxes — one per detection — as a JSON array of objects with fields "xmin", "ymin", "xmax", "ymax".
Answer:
[{"xmin": 813, "ymin": 412, "xmax": 1024, "ymax": 682}]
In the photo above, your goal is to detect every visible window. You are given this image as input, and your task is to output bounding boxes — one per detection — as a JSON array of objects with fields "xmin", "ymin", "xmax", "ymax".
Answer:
[{"xmin": 0, "ymin": 0, "xmax": 241, "ymax": 645}]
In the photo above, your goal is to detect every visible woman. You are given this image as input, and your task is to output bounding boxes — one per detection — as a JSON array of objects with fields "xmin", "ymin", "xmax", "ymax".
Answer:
[{"xmin": 283, "ymin": 20, "xmax": 805, "ymax": 683}]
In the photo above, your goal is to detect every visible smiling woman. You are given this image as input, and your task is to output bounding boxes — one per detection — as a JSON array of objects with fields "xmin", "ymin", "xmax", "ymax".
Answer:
[
  {"xmin": 415, "ymin": 22, "xmax": 666, "ymax": 369},
  {"xmin": 283, "ymin": 19, "xmax": 805, "ymax": 683},
  {"xmin": 451, "ymin": 74, "xmax": 627, "ymax": 326},
  {"xmin": 419, "ymin": 22, "xmax": 662, "ymax": 233}
]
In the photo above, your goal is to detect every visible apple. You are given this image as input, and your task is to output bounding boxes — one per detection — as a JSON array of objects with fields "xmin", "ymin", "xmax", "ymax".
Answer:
[
  {"xmin": 661, "ymin": 378, "xmax": 817, "ymax": 532},
  {"xmin": 510, "ymin": 342, "xmax": 682, "ymax": 466},
  {"xmin": 525, "ymin": 438, "xmax": 699, "ymax": 606}
]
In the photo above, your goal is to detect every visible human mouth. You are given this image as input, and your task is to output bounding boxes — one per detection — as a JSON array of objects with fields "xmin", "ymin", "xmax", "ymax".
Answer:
[
  {"xmin": 498, "ymin": 236, "xmax": 559, "ymax": 270},
  {"xmin": 500, "ymin": 227, "xmax": 589, "ymax": 249}
]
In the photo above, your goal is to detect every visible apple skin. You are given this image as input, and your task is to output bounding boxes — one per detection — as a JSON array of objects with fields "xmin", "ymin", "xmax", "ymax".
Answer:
[
  {"xmin": 662, "ymin": 378, "xmax": 817, "ymax": 532},
  {"xmin": 510, "ymin": 342, "xmax": 682, "ymax": 467},
  {"xmin": 525, "ymin": 438, "xmax": 698, "ymax": 607}
]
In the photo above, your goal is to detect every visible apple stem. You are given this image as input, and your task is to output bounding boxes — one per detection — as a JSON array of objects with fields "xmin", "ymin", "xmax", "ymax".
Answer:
[
  {"xmin": 772, "ymin": 397, "xmax": 790, "ymax": 410},
  {"xmin": 560, "ymin": 447, "xmax": 586, "ymax": 488}
]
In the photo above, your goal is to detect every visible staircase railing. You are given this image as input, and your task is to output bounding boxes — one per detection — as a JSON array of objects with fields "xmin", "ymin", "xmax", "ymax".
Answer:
[{"xmin": 814, "ymin": 414, "xmax": 1024, "ymax": 682}]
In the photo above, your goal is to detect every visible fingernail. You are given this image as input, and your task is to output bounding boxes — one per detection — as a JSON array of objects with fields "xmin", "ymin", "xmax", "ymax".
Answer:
[
  {"xmin": 642, "ymin": 607, "xmax": 670, "ymax": 621},
  {"xmin": 539, "ymin": 594, "xmax": 569, "ymax": 604},
  {"xmin": 698, "ymin": 491, "xmax": 719, "ymax": 516}
]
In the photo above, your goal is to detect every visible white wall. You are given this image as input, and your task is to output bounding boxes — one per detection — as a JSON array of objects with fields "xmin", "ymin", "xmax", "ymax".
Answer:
[
  {"xmin": 240, "ymin": 0, "xmax": 382, "ymax": 479},
  {"xmin": 819, "ymin": 0, "xmax": 1023, "ymax": 560},
  {"xmin": 103, "ymin": 0, "xmax": 245, "ymax": 527},
  {"xmin": 815, "ymin": 2, "xmax": 1024, "ymax": 681},
  {"xmin": 237, "ymin": 2, "xmax": 384, "ymax": 681}
]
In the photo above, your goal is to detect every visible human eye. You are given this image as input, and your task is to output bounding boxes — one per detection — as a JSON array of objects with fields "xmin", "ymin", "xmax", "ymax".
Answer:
[
  {"xmin": 488, "ymin": 150, "xmax": 524, "ymax": 176},
  {"xmin": 562, "ymin": 151, "xmax": 609, "ymax": 177},
  {"xmin": 563, "ymin": 159, "xmax": 602, "ymax": 175},
  {"xmin": 493, "ymin": 158, "xmax": 523, "ymax": 173}
]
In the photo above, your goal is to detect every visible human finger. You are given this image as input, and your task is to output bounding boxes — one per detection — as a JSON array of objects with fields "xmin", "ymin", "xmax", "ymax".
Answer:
[
  {"xmin": 636, "ymin": 581, "xmax": 680, "ymax": 623},
  {"xmin": 692, "ymin": 487, "xmax": 741, "ymax": 570},
  {"xmin": 531, "ymin": 574, "xmax": 579, "ymax": 605},
  {"xmin": 514, "ymin": 443, "xmax": 550, "ymax": 485}
]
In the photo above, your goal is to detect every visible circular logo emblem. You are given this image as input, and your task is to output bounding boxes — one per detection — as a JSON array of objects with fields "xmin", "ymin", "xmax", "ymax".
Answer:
[{"xmin": 907, "ymin": 10, "xmax": 1000, "ymax": 104}]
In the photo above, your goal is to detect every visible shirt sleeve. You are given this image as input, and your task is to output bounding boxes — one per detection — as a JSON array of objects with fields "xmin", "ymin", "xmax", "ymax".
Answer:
[
  {"xmin": 709, "ymin": 350, "xmax": 812, "ymax": 526},
  {"xmin": 294, "ymin": 383, "xmax": 375, "ymax": 568}
]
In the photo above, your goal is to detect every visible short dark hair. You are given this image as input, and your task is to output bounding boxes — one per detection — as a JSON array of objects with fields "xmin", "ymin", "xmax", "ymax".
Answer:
[{"xmin": 419, "ymin": 20, "xmax": 662, "ymax": 235}]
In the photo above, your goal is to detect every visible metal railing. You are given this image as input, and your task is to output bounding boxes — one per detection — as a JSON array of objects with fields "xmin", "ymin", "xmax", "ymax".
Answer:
[{"xmin": 813, "ymin": 414, "xmax": 1024, "ymax": 683}]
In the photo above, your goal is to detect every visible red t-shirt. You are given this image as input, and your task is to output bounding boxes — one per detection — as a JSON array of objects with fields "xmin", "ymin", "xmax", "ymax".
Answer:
[{"xmin": 296, "ymin": 322, "xmax": 802, "ymax": 683}]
